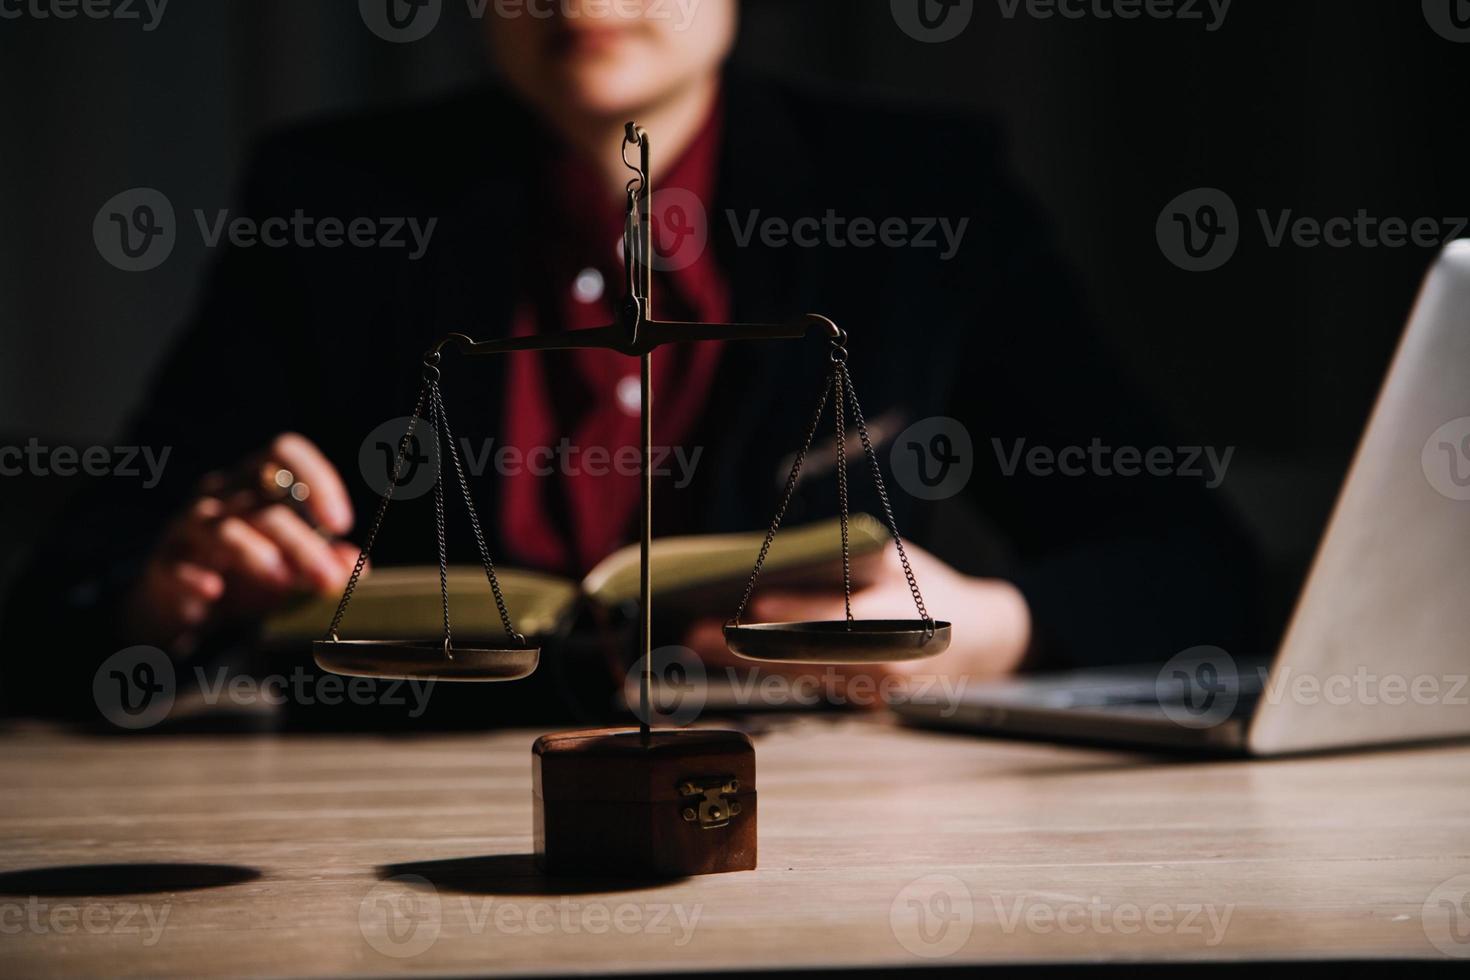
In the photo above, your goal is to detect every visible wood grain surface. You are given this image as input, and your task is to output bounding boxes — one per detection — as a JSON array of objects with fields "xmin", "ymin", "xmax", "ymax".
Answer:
[{"xmin": 1, "ymin": 717, "xmax": 1467, "ymax": 976}]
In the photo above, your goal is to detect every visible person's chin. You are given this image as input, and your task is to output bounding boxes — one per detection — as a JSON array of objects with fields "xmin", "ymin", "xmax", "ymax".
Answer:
[{"xmin": 555, "ymin": 63, "xmax": 671, "ymax": 119}]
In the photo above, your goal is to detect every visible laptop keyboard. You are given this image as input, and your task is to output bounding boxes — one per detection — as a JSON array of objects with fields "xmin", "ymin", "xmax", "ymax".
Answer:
[{"xmin": 962, "ymin": 661, "xmax": 1268, "ymax": 713}]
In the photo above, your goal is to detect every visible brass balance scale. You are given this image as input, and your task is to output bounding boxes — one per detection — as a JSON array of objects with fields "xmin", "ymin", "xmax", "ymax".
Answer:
[{"xmin": 314, "ymin": 123, "xmax": 950, "ymax": 877}]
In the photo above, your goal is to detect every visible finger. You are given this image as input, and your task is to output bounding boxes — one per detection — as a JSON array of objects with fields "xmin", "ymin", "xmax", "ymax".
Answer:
[
  {"xmin": 331, "ymin": 540, "xmax": 367, "ymax": 574},
  {"xmin": 266, "ymin": 433, "xmax": 354, "ymax": 535},
  {"xmin": 171, "ymin": 560, "xmax": 226, "ymax": 603},
  {"xmin": 129, "ymin": 558, "xmax": 223, "ymax": 640},
  {"xmin": 179, "ymin": 494, "xmax": 227, "ymax": 528},
  {"xmin": 248, "ymin": 505, "xmax": 351, "ymax": 593},
  {"xmin": 169, "ymin": 561, "xmax": 225, "ymax": 627},
  {"xmin": 183, "ymin": 514, "xmax": 294, "ymax": 589},
  {"xmin": 156, "ymin": 496, "xmax": 224, "ymax": 560},
  {"xmin": 684, "ymin": 618, "xmax": 726, "ymax": 651},
  {"xmin": 216, "ymin": 487, "xmax": 266, "ymax": 517}
]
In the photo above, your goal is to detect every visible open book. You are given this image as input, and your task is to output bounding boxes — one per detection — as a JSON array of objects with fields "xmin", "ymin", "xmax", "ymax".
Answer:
[{"xmin": 264, "ymin": 514, "xmax": 889, "ymax": 644}]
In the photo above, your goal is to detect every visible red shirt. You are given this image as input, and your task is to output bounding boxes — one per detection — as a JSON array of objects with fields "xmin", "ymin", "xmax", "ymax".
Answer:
[{"xmin": 499, "ymin": 106, "xmax": 730, "ymax": 575}]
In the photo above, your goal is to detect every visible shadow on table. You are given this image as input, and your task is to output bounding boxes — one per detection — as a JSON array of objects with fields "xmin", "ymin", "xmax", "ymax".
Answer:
[
  {"xmin": 0, "ymin": 863, "xmax": 262, "ymax": 896},
  {"xmin": 380, "ymin": 853, "xmax": 683, "ymax": 896}
]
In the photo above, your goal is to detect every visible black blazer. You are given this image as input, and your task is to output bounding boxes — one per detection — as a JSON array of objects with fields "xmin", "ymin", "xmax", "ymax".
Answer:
[{"xmin": 2, "ymin": 71, "xmax": 1260, "ymax": 717}]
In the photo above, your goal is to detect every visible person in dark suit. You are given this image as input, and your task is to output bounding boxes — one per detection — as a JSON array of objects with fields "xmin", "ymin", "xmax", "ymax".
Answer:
[{"xmin": 2, "ymin": 0, "xmax": 1258, "ymax": 718}]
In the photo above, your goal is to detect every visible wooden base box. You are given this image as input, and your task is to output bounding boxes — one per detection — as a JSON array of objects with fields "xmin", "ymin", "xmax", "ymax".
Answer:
[{"xmin": 532, "ymin": 728, "xmax": 757, "ymax": 878}]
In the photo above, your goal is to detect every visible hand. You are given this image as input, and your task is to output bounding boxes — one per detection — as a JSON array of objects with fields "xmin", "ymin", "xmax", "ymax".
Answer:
[
  {"xmin": 124, "ymin": 433, "xmax": 360, "ymax": 649},
  {"xmin": 683, "ymin": 541, "xmax": 1030, "ymax": 708}
]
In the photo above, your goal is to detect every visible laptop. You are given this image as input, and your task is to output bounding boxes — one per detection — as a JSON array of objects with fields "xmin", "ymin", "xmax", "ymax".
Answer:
[{"xmin": 894, "ymin": 242, "xmax": 1470, "ymax": 755}]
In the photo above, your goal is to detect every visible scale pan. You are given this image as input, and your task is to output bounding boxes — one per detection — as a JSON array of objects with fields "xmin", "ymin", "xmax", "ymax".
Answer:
[
  {"xmin": 723, "ymin": 620, "xmax": 951, "ymax": 665},
  {"xmin": 313, "ymin": 640, "xmax": 540, "ymax": 682}
]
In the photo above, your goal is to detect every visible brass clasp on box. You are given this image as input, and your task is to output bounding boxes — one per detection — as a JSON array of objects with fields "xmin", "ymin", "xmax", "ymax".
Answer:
[{"xmin": 679, "ymin": 777, "xmax": 741, "ymax": 830}]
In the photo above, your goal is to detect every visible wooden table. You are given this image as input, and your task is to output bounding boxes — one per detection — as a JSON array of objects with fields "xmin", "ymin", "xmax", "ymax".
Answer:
[{"xmin": 1, "ymin": 717, "xmax": 1467, "ymax": 976}]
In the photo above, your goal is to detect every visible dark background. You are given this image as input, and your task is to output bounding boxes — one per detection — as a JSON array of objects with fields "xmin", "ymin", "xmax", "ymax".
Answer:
[{"xmin": 1, "ymin": 0, "xmax": 1466, "ymax": 633}]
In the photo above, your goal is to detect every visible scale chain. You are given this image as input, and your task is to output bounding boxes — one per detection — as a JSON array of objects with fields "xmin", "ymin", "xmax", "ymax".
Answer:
[
  {"xmin": 842, "ymin": 362, "xmax": 933, "ymax": 630},
  {"xmin": 325, "ymin": 375, "xmax": 525, "ymax": 651},
  {"xmin": 327, "ymin": 383, "xmax": 429, "ymax": 641},
  {"xmin": 832, "ymin": 363, "xmax": 853, "ymax": 625},
  {"xmin": 428, "ymin": 389, "xmax": 453, "ymax": 657},
  {"xmin": 730, "ymin": 365, "xmax": 835, "ymax": 625},
  {"xmin": 430, "ymin": 383, "xmax": 524, "ymax": 644}
]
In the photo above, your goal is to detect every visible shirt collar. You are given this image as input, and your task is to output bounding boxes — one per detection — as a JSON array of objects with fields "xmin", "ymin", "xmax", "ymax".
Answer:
[{"xmin": 539, "ymin": 92, "xmax": 726, "ymax": 319}]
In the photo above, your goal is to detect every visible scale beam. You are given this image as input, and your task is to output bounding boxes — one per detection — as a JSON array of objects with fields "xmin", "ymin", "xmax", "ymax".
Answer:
[{"xmin": 427, "ymin": 314, "xmax": 844, "ymax": 362}]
